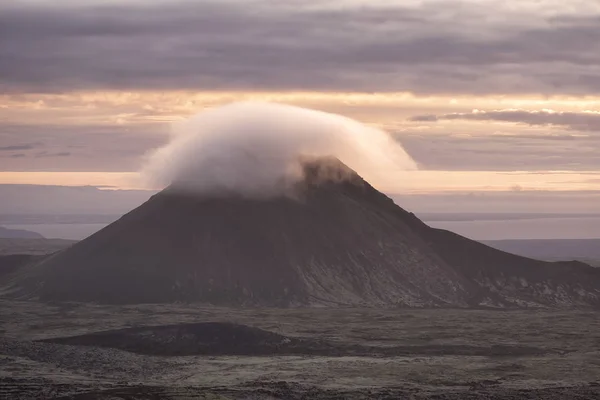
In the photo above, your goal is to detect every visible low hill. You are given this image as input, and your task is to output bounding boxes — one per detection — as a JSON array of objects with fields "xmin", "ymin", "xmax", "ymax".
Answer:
[{"xmin": 0, "ymin": 226, "xmax": 43, "ymax": 239}]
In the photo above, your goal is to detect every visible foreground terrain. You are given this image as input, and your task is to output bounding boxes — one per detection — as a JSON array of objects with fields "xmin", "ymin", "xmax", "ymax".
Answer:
[
  {"xmin": 1, "ymin": 300, "xmax": 600, "ymax": 399},
  {"xmin": 1, "ymin": 211, "xmax": 599, "ymax": 398}
]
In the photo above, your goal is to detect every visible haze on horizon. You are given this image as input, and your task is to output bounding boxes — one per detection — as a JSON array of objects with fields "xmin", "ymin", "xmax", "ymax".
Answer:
[{"xmin": 1, "ymin": 0, "xmax": 600, "ymax": 227}]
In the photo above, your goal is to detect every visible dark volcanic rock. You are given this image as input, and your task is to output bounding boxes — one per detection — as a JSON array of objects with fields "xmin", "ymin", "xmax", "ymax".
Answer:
[
  {"xmin": 0, "ymin": 254, "xmax": 38, "ymax": 278},
  {"xmin": 38, "ymin": 322, "xmax": 551, "ymax": 358},
  {"xmin": 40, "ymin": 322, "xmax": 300, "ymax": 356},
  {"xmin": 2, "ymin": 158, "xmax": 600, "ymax": 308}
]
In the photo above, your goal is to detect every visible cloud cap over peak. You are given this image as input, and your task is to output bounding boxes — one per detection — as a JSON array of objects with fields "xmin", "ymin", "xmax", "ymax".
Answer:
[{"xmin": 140, "ymin": 101, "xmax": 416, "ymax": 196}]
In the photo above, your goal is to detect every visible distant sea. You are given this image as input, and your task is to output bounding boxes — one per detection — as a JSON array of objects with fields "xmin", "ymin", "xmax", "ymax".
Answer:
[{"xmin": 4, "ymin": 215, "xmax": 600, "ymax": 241}]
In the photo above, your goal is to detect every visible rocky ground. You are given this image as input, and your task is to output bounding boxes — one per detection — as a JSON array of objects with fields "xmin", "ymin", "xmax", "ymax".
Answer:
[{"xmin": 1, "ymin": 300, "xmax": 600, "ymax": 399}]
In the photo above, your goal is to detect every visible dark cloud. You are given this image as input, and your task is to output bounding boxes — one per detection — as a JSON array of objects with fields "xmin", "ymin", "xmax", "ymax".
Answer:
[
  {"xmin": 34, "ymin": 151, "xmax": 72, "ymax": 158},
  {"xmin": 7, "ymin": 153, "xmax": 26, "ymax": 158},
  {"xmin": 410, "ymin": 110, "xmax": 600, "ymax": 131},
  {"xmin": 1, "ymin": 2, "xmax": 600, "ymax": 94},
  {"xmin": 0, "ymin": 143, "xmax": 41, "ymax": 151},
  {"xmin": 410, "ymin": 114, "xmax": 439, "ymax": 122}
]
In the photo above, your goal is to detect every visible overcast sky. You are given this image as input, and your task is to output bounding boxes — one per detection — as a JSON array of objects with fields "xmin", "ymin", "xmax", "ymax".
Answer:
[{"xmin": 1, "ymin": 0, "xmax": 599, "ymax": 216}]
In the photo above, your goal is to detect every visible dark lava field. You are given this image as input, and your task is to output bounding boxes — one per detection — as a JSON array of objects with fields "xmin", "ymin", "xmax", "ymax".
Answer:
[
  {"xmin": 2, "ymin": 162, "xmax": 600, "ymax": 399},
  {"xmin": 2, "ymin": 300, "xmax": 600, "ymax": 399}
]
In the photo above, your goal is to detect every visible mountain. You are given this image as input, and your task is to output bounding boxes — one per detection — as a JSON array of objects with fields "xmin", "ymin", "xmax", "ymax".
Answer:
[
  {"xmin": 0, "ymin": 226, "xmax": 44, "ymax": 239},
  {"xmin": 2, "ymin": 158, "xmax": 600, "ymax": 308}
]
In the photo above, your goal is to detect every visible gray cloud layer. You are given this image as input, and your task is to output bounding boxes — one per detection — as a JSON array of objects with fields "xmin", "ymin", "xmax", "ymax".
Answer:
[
  {"xmin": 2, "ymin": 1, "xmax": 600, "ymax": 94},
  {"xmin": 2, "ymin": 122, "xmax": 598, "ymax": 172},
  {"xmin": 0, "ymin": 123, "xmax": 165, "ymax": 171},
  {"xmin": 403, "ymin": 109, "xmax": 600, "ymax": 170},
  {"xmin": 411, "ymin": 110, "xmax": 600, "ymax": 131},
  {"xmin": 400, "ymin": 132, "xmax": 600, "ymax": 171},
  {"xmin": 0, "ymin": 143, "xmax": 40, "ymax": 151},
  {"xmin": 34, "ymin": 151, "xmax": 72, "ymax": 158}
]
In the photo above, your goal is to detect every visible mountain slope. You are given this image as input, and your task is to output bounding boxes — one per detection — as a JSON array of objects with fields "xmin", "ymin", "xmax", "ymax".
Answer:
[
  {"xmin": 390, "ymin": 210, "xmax": 600, "ymax": 307},
  {"xmin": 5, "ymin": 160, "xmax": 472, "ymax": 306}
]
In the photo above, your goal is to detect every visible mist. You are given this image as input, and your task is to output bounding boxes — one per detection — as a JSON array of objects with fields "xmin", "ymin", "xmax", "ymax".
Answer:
[{"xmin": 140, "ymin": 102, "xmax": 417, "ymax": 196}]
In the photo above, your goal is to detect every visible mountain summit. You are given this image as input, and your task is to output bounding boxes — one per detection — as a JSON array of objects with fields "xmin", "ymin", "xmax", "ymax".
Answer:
[{"xmin": 4, "ymin": 158, "xmax": 600, "ymax": 308}]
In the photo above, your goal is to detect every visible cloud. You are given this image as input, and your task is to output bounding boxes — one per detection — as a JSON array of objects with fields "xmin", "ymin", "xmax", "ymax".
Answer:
[
  {"xmin": 1, "ymin": 1, "xmax": 599, "ymax": 95},
  {"xmin": 0, "ymin": 142, "xmax": 40, "ymax": 151},
  {"xmin": 141, "ymin": 101, "xmax": 416, "ymax": 196},
  {"xmin": 410, "ymin": 109, "xmax": 600, "ymax": 131},
  {"xmin": 34, "ymin": 151, "xmax": 72, "ymax": 158},
  {"xmin": 7, "ymin": 153, "xmax": 26, "ymax": 158},
  {"xmin": 0, "ymin": 123, "xmax": 165, "ymax": 172},
  {"xmin": 410, "ymin": 115, "xmax": 439, "ymax": 122},
  {"xmin": 2, "ymin": 117, "xmax": 598, "ymax": 174},
  {"xmin": 400, "ymin": 132, "xmax": 600, "ymax": 171}
]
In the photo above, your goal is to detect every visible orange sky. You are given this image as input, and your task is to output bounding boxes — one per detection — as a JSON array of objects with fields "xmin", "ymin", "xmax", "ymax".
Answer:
[{"xmin": 1, "ymin": 91, "xmax": 599, "ymax": 194}]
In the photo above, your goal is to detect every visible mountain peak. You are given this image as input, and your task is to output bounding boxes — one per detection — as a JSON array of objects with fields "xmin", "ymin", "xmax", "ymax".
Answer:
[{"xmin": 299, "ymin": 156, "xmax": 363, "ymax": 187}]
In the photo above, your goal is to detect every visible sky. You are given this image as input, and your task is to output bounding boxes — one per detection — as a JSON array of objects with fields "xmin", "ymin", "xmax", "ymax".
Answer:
[{"xmin": 1, "ymin": 0, "xmax": 600, "ymax": 217}]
